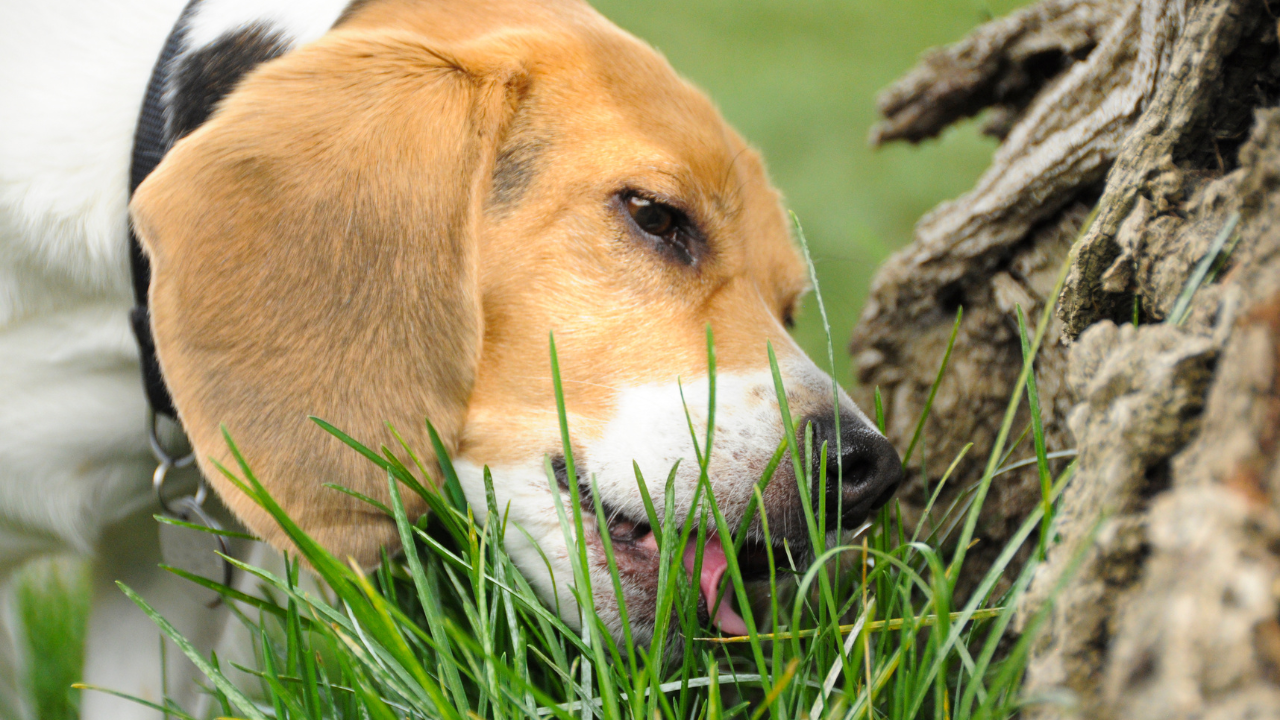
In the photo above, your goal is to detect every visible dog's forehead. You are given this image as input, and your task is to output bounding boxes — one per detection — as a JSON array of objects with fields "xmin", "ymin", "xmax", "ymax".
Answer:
[
  {"xmin": 522, "ymin": 29, "xmax": 809, "ymax": 289},
  {"xmin": 344, "ymin": 0, "xmax": 808, "ymax": 367},
  {"xmin": 347, "ymin": 0, "xmax": 800, "ymax": 273}
]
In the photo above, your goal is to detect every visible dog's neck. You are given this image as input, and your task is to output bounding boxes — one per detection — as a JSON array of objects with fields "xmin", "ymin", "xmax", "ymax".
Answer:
[{"xmin": 157, "ymin": 0, "xmax": 352, "ymax": 147}]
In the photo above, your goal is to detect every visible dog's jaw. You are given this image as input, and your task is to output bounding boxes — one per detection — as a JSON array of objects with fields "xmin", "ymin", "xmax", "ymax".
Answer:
[
  {"xmin": 450, "ymin": 456, "xmax": 766, "ymax": 646},
  {"xmin": 453, "ymin": 354, "xmax": 891, "ymax": 648}
]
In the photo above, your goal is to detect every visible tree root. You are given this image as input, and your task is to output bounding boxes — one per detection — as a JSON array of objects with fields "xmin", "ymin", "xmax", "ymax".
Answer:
[{"xmin": 859, "ymin": 0, "xmax": 1280, "ymax": 714}]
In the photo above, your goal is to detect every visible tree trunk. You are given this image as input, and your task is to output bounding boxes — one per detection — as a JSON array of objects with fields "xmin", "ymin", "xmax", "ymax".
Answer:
[{"xmin": 858, "ymin": 0, "xmax": 1280, "ymax": 715}]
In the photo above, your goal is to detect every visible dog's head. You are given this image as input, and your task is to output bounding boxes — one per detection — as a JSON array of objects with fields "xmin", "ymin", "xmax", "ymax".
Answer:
[{"xmin": 131, "ymin": 0, "xmax": 902, "ymax": 642}]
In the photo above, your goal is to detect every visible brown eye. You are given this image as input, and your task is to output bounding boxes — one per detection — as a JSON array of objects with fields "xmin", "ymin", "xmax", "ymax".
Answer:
[
  {"xmin": 626, "ymin": 195, "xmax": 676, "ymax": 237},
  {"xmin": 618, "ymin": 190, "xmax": 703, "ymax": 266}
]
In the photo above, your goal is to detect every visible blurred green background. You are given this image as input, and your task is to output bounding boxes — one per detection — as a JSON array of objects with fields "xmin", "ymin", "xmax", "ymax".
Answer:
[{"xmin": 591, "ymin": 0, "xmax": 1028, "ymax": 385}]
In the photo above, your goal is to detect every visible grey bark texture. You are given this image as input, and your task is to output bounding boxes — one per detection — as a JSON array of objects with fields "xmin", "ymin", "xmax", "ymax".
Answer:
[{"xmin": 859, "ymin": 0, "xmax": 1280, "ymax": 715}]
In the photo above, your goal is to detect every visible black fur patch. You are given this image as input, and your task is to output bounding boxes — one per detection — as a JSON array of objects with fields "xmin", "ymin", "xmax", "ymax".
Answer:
[{"xmin": 166, "ymin": 23, "xmax": 291, "ymax": 141}]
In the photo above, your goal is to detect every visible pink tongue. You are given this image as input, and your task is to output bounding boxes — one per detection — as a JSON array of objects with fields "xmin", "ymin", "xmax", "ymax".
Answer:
[{"xmin": 682, "ymin": 535, "xmax": 750, "ymax": 636}]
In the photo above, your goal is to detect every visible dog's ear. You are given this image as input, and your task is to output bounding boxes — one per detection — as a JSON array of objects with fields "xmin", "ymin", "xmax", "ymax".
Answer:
[{"xmin": 130, "ymin": 29, "xmax": 527, "ymax": 564}]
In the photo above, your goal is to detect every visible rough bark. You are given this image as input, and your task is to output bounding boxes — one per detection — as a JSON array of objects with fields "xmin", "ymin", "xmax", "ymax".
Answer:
[
  {"xmin": 861, "ymin": 0, "xmax": 1280, "ymax": 715},
  {"xmin": 854, "ymin": 0, "xmax": 1197, "ymax": 596},
  {"xmin": 1022, "ymin": 106, "xmax": 1280, "ymax": 719}
]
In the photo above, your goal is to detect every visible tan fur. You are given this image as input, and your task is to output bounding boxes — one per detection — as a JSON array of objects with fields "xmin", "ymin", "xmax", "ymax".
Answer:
[{"xmin": 131, "ymin": 0, "xmax": 808, "ymax": 565}]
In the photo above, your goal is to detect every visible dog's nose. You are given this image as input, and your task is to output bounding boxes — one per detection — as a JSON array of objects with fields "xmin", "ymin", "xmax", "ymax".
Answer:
[{"xmin": 800, "ymin": 412, "xmax": 904, "ymax": 528}]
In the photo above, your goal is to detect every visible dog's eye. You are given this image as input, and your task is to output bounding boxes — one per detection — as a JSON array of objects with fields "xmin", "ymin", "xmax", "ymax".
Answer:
[
  {"xmin": 621, "ymin": 192, "xmax": 699, "ymax": 265},
  {"xmin": 627, "ymin": 195, "xmax": 676, "ymax": 237}
]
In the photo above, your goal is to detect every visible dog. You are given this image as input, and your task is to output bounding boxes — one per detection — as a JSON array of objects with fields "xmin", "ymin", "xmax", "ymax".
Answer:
[{"xmin": 1, "ymin": 0, "xmax": 903, "ymax": 715}]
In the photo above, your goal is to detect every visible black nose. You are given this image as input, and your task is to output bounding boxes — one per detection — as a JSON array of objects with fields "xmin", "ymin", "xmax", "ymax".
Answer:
[{"xmin": 799, "ymin": 412, "xmax": 903, "ymax": 529}]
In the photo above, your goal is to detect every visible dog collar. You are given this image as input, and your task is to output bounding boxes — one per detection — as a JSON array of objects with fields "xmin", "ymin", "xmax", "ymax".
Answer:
[
  {"xmin": 126, "ymin": 0, "xmax": 322, "ymax": 567},
  {"xmin": 128, "ymin": 0, "xmax": 199, "ymax": 421}
]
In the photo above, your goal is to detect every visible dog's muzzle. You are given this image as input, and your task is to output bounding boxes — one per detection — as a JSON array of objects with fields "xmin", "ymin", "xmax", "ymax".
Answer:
[{"xmin": 557, "ymin": 409, "xmax": 903, "ymax": 639}]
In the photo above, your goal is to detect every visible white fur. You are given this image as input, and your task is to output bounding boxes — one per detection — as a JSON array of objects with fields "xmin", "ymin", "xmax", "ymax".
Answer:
[
  {"xmin": 588, "ymin": 353, "xmax": 875, "ymax": 528},
  {"xmin": 454, "ymin": 460, "xmax": 582, "ymax": 621},
  {"xmin": 0, "ymin": 1, "xmax": 342, "ymax": 717},
  {"xmin": 454, "ymin": 352, "xmax": 876, "ymax": 633},
  {"xmin": 0, "ymin": 0, "xmax": 177, "ymax": 324},
  {"xmin": 185, "ymin": 0, "xmax": 350, "ymax": 53},
  {"xmin": 0, "ymin": 0, "xmax": 185, "ymax": 567}
]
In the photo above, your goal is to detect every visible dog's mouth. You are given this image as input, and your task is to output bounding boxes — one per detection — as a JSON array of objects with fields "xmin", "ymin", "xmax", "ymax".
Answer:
[
  {"xmin": 599, "ymin": 504, "xmax": 778, "ymax": 636},
  {"xmin": 553, "ymin": 457, "xmax": 777, "ymax": 636}
]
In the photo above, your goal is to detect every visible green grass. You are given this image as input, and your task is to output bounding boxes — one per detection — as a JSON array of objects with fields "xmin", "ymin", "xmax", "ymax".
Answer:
[
  {"xmin": 589, "ymin": 0, "xmax": 1032, "ymax": 383},
  {"xmin": 15, "ymin": 556, "xmax": 91, "ymax": 720},
  {"xmin": 83, "ymin": 220, "xmax": 1080, "ymax": 720}
]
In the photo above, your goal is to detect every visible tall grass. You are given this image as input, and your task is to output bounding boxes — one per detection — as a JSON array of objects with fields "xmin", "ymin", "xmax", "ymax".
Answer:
[
  {"xmin": 15, "ymin": 556, "xmax": 91, "ymax": 720},
  {"xmin": 81, "ymin": 232, "xmax": 1078, "ymax": 720}
]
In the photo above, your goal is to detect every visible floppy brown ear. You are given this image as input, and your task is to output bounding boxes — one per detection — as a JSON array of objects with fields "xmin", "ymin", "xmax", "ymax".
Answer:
[{"xmin": 130, "ymin": 28, "xmax": 525, "ymax": 565}]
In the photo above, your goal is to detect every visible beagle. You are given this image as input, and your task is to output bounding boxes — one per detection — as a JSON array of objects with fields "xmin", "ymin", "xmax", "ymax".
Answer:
[{"xmin": 0, "ymin": 0, "xmax": 901, "ymax": 713}]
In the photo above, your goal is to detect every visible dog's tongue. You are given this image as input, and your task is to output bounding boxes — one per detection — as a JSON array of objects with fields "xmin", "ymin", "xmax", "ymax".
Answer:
[{"xmin": 683, "ymin": 535, "xmax": 750, "ymax": 636}]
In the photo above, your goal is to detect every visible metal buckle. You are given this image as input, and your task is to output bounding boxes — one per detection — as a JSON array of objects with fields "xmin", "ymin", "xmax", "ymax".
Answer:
[
  {"xmin": 148, "ymin": 408, "xmax": 234, "ymax": 599},
  {"xmin": 149, "ymin": 407, "xmax": 198, "ymax": 514}
]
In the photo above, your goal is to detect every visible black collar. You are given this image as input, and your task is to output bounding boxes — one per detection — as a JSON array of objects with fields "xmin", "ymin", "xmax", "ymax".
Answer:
[
  {"xmin": 128, "ymin": 1, "xmax": 318, "ymax": 421},
  {"xmin": 128, "ymin": 2, "xmax": 198, "ymax": 420}
]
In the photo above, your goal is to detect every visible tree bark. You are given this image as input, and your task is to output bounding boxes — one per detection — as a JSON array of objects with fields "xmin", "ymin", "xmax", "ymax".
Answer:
[{"xmin": 859, "ymin": 0, "xmax": 1280, "ymax": 715}]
